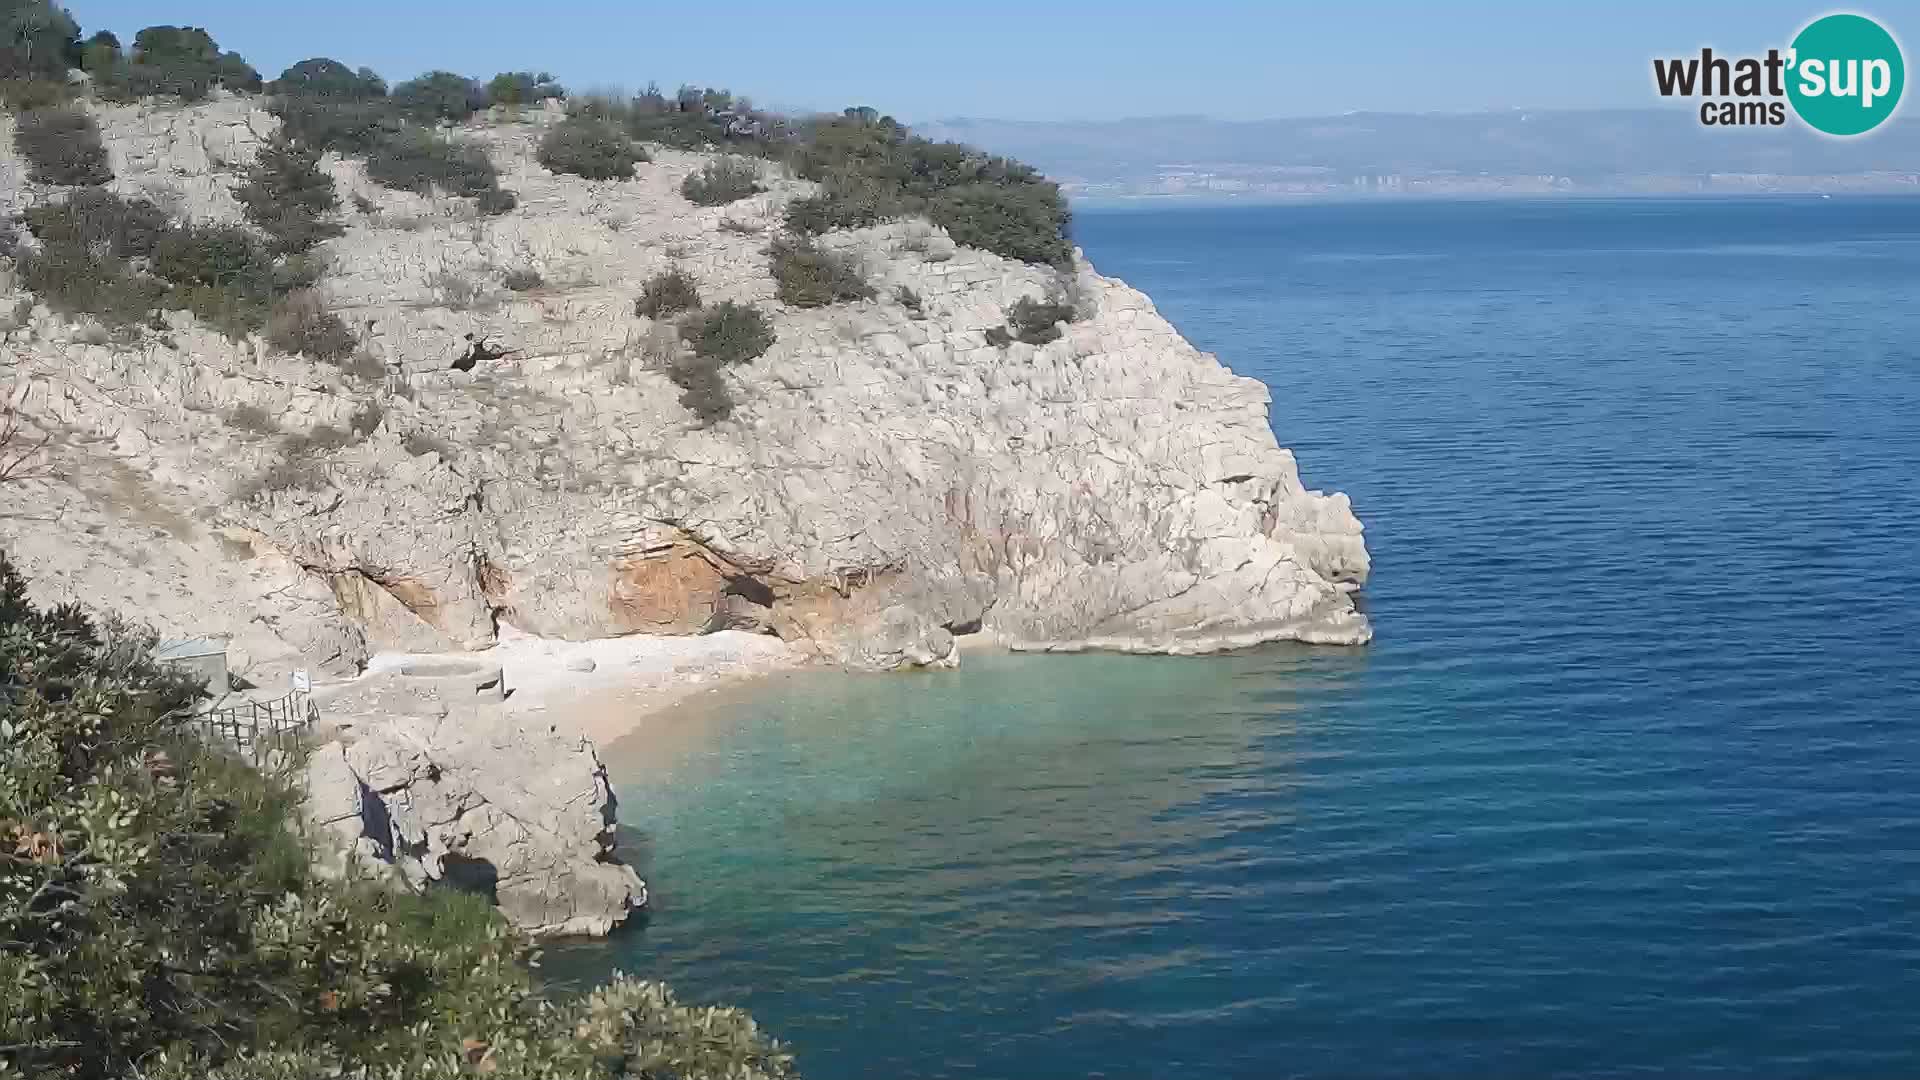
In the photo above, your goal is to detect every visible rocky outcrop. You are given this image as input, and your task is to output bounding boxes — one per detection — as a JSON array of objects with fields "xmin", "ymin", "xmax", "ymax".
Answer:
[
  {"xmin": 303, "ymin": 666, "xmax": 644, "ymax": 937},
  {"xmin": 0, "ymin": 94, "xmax": 1369, "ymax": 681}
]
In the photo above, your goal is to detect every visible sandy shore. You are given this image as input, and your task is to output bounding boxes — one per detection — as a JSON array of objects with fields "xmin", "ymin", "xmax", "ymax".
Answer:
[{"xmin": 346, "ymin": 623, "xmax": 805, "ymax": 746}]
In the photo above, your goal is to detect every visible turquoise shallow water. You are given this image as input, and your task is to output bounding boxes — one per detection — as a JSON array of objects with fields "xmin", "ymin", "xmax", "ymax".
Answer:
[{"xmin": 555, "ymin": 198, "xmax": 1920, "ymax": 1078}]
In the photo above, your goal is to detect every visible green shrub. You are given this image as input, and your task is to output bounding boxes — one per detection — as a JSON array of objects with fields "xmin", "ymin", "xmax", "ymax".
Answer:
[
  {"xmin": 669, "ymin": 354, "xmax": 733, "ymax": 425},
  {"xmin": 0, "ymin": 0, "xmax": 78, "ymax": 85},
  {"xmin": 537, "ymin": 114, "xmax": 644, "ymax": 180},
  {"xmin": 15, "ymin": 190, "xmax": 180, "ymax": 327},
  {"xmin": 93, "ymin": 60, "xmax": 214, "ymax": 102},
  {"xmin": 984, "ymin": 325, "xmax": 1013, "ymax": 348},
  {"xmin": 265, "ymin": 289, "xmax": 355, "ymax": 360},
  {"xmin": 269, "ymin": 96, "xmax": 404, "ymax": 154},
  {"xmin": 682, "ymin": 300, "xmax": 774, "ymax": 366},
  {"xmin": 784, "ymin": 112, "xmax": 1072, "ymax": 264},
  {"xmin": 152, "ymin": 223, "xmax": 276, "ymax": 297},
  {"xmin": 171, "ymin": 283, "xmax": 271, "ymax": 339},
  {"xmin": 77, "ymin": 30, "xmax": 120, "ymax": 75},
  {"xmin": 147, "ymin": 223, "xmax": 283, "ymax": 338},
  {"xmin": 391, "ymin": 69, "xmax": 485, "ymax": 123},
  {"xmin": 502, "ymin": 267, "xmax": 543, "ymax": 291},
  {"xmin": 13, "ymin": 106, "xmax": 111, "ymax": 185},
  {"xmin": 235, "ymin": 135, "xmax": 344, "ymax": 254},
  {"xmin": 1006, "ymin": 296, "xmax": 1076, "ymax": 345},
  {"xmin": 24, "ymin": 189, "xmax": 170, "ymax": 258},
  {"xmin": 485, "ymin": 70, "xmax": 563, "ymax": 107},
  {"xmin": 768, "ymin": 235, "xmax": 872, "ymax": 308},
  {"xmin": 681, "ymin": 156, "xmax": 764, "ymax": 206},
  {"xmin": 269, "ymin": 57, "xmax": 386, "ymax": 99},
  {"xmin": 928, "ymin": 181, "xmax": 1072, "ymax": 268},
  {"xmin": 894, "ymin": 284, "xmax": 923, "ymax": 315},
  {"xmin": 635, "ymin": 267, "xmax": 700, "ymax": 319},
  {"xmin": 0, "ymin": 78, "xmax": 70, "ymax": 110},
  {"xmin": 364, "ymin": 129, "xmax": 511, "ymax": 211},
  {"xmin": 782, "ymin": 174, "xmax": 907, "ymax": 235},
  {"xmin": 17, "ymin": 241, "xmax": 164, "ymax": 328},
  {"xmin": 0, "ymin": 554, "xmax": 796, "ymax": 1078},
  {"xmin": 565, "ymin": 84, "xmax": 789, "ymax": 158},
  {"xmin": 94, "ymin": 25, "xmax": 259, "ymax": 102}
]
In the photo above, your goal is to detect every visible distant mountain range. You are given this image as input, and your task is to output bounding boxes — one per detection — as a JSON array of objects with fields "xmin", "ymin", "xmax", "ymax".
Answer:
[{"xmin": 916, "ymin": 110, "xmax": 1920, "ymax": 202}]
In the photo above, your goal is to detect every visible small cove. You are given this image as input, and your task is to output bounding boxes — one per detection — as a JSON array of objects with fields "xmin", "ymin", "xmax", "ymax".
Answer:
[{"xmin": 553, "ymin": 197, "xmax": 1920, "ymax": 1079}]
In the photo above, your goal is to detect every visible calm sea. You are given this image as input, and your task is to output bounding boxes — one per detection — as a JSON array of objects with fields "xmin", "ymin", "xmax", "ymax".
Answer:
[{"xmin": 558, "ymin": 198, "xmax": 1920, "ymax": 1079}]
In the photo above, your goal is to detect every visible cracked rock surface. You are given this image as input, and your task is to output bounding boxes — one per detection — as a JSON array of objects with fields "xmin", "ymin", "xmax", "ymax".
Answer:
[
  {"xmin": 1, "ymin": 95, "xmax": 1369, "ymax": 679},
  {"xmin": 303, "ymin": 670, "xmax": 644, "ymax": 937}
]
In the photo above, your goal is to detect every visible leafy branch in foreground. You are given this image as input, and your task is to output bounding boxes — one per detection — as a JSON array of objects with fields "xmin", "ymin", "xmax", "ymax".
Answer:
[{"xmin": 0, "ymin": 553, "xmax": 797, "ymax": 1079}]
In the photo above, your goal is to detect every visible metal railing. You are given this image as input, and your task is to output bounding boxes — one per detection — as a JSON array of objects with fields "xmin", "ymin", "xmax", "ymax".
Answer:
[{"xmin": 193, "ymin": 690, "xmax": 319, "ymax": 762}]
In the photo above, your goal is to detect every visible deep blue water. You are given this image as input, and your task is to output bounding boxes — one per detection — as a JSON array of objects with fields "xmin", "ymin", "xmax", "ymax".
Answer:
[{"xmin": 560, "ymin": 198, "xmax": 1920, "ymax": 1078}]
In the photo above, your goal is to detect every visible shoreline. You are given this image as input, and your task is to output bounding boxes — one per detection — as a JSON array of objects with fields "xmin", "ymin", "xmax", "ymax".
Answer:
[{"xmin": 331, "ymin": 623, "xmax": 806, "ymax": 748}]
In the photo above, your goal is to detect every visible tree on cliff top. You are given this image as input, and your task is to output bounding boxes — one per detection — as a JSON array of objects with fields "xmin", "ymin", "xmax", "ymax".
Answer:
[
  {"xmin": 0, "ymin": 0, "xmax": 79, "ymax": 83},
  {"xmin": 0, "ymin": 552, "xmax": 797, "ymax": 1079}
]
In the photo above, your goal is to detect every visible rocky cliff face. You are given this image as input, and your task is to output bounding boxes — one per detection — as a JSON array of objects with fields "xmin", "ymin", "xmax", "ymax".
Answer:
[
  {"xmin": 0, "ymin": 95, "xmax": 1369, "ymax": 679},
  {"xmin": 304, "ymin": 665, "xmax": 644, "ymax": 938}
]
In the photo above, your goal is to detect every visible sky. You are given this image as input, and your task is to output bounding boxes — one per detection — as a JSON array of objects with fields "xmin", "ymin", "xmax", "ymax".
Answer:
[{"xmin": 63, "ymin": 1, "xmax": 1904, "ymax": 123}]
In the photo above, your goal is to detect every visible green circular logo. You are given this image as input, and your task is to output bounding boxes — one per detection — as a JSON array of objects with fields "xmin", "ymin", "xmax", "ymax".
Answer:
[{"xmin": 1787, "ymin": 13, "xmax": 1905, "ymax": 136}]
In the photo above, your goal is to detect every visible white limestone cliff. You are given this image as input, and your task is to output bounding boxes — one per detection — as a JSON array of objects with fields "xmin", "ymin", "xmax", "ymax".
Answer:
[
  {"xmin": 1, "ymin": 95, "xmax": 1369, "ymax": 679},
  {"xmin": 0, "ymin": 95, "xmax": 1369, "ymax": 935}
]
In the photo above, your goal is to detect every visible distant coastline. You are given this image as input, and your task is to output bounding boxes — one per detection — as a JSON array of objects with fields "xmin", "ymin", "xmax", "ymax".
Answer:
[
  {"xmin": 1071, "ymin": 185, "xmax": 1920, "ymax": 209},
  {"xmin": 921, "ymin": 108, "xmax": 1920, "ymax": 210}
]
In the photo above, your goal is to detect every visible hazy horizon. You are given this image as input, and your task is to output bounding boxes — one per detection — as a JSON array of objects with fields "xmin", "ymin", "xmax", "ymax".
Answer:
[{"xmin": 61, "ymin": 0, "xmax": 1895, "ymax": 123}]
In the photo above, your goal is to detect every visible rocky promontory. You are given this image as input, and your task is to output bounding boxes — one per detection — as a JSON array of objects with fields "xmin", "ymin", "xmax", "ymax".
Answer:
[
  {"xmin": 1, "ymin": 95, "xmax": 1368, "ymax": 678},
  {"xmin": 0, "ymin": 92, "xmax": 1368, "ymax": 939}
]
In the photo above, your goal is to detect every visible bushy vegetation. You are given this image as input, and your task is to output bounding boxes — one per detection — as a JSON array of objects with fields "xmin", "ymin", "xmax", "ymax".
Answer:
[
  {"xmin": 270, "ymin": 94, "xmax": 405, "ymax": 155},
  {"xmin": 234, "ymin": 135, "xmax": 344, "ymax": 254},
  {"xmin": 1005, "ymin": 295, "xmax": 1077, "ymax": 344},
  {"xmin": 573, "ymin": 84, "xmax": 786, "ymax": 155},
  {"xmin": 92, "ymin": 24, "xmax": 260, "ymax": 103},
  {"xmin": 681, "ymin": 156, "xmax": 764, "ymax": 206},
  {"xmin": 661, "ymin": 300, "xmax": 774, "ymax": 425},
  {"xmin": 503, "ymin": 266, "xmax": 543, "ymax": 291},
  {"xmin": 928, "ymin": 182, "xmax": 1072, "ymax": 267},
  {"xmin": 15, "ymin": 191, "xmax": 164, "ymax": 327},
  {"xmin": 787, "ymin": 109, "xmax": 1072, "ymax": 266},
  {"xmin": 635, "ymin": 267, "xmax": 701, "ymax": 319},
  {"xmin": 13, "ymin": 105, "xmax": 110, "ymax": 185},
  {"xmin": 391, "ymin": 69, "xmax": 485, "ymax": 124},
  {"xmin": 768, "ymin": 235, "xmax": 872, "ymax": 308},
  {"xmin": 265, "ymin": 288, "xmax": 356, "ymax": 361},
  {"xmin": 14, "ymin": 189, "xmax": 355, "ymax": 347},
  {"xmin": 486, "ymin": 70, "xmax": 563, "ymax": 108},
  {"xmin": 23, "ymin": 188, "xmax": 168, "ymax": 258},
  {"xmin": 782, "ymin": 176, "xmax": 905, "ymax": 236},
  {"xmin": 669, "ymin": 353, "xmax": 734, "ymax": 426},
  {"xmin": 0, "ymin": 76, "xmax": 68, "ymax": 110},
  {"xmin": 269, "ymin": 57, "xmax": 387, "ymax": 100},
  {"xmin": 16, "ymin": 236, "xmax": 164, "ymax": 329},
  {"xmin": 0, "ymin": 0, "xmax": 77, "ymax": 87},
  {"xmin": 363, "ymin": 128, "xmax": 514, "ymax": 213},
  {"xmin": 0, "ymin": 555, "xmax": 797, "ymax": 1077},
  {"xmin": 682, "ymin": 300, "xmax": 774, "ymax": 367},
  {"xmin": 537, "ymin": 114, "xmax": 645, "ymax": 180}
]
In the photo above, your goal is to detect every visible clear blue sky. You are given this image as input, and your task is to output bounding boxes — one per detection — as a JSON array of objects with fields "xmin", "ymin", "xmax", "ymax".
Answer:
[{"xmin": 63, "ymin": 1, "xmax": 1904, "ymax": 122}]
